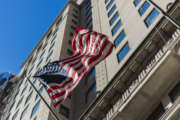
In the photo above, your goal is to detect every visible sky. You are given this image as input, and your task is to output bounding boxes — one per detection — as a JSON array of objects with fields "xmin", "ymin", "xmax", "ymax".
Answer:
[{"xmin": 0, "ymin": 0, "xmax": 68, "ymax": 74}]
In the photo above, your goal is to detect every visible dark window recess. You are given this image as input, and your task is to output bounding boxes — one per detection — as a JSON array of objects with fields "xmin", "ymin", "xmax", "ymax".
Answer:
[
  {"xmin": 12, "ymin": 110, "xmax": 19, "ymax": 120},
  {"xmin": 56, "ymin": 17, "xmax": 62, "ymax": 26},
  {"xmin": 72, "ymin": 13, "xmax": 78, "ymax": 19},
  {"xmin": 87, "ymin": 18, "xmax": 92, "ymax": 27},
  {"xmin": 21, "ymin": 85, "xmax": 27, "ymax": 95},
  {"xmin": 16, "ymin": 97, "xmax": 24, "ymax": 109},
  {"xmin": 36, "ymin": 59, "xmax": 43, "ymax": 68},
  {"xmin": 46, "ymin": 30, "xmax": 52, "ymax": 39},
  {"xmin": 86, "ymin": 11, "xmax": 92, "ymax": 20},
  {"xmin": 85, "ymin": 84, "xmax": 96, "ymax": 104},
  {"xmin": 68, "ymin": 93, "xmax": 71, "ymax": 99},
  {"xmin": 71, "ymin": 26, "xmax": 76, "ymax": 31},
  {"xmin": 146, "ymin": 103, "xmax": 165, "ymax": 120},
  {"xmin": 70, "ymin": 32, "xmax": 74, "ymax": 37},
  {"xmin": 89, "ymin": 25, "xmax": 93, "ymax": 30},
  {"xmin": 73, "ymin": 8, "xmax": 79, "ymax": 14},
  {"xmin": 72, "ymin": 19, "xmax": 78, "ymax": 25},
  {"xmin": 68, "ymin": 40, "xmax": 72, "ymax": 45},
  {"xmin": 42, "ymin": 43, "xmax": 47, "ymax": 50},
  {"xmin": 37, "ymin": 44, "xmax": 42, "ymax": 52},
  {"xmin": 53, "ymin": 28, "xmax": 58, "ymax": 36},
  {"xmin": 169, "ymin": 82, "xmax": 180, "ymax": 102},
  {"xmin": 67, "ymin": 49, "xmax": 73, "ymax": 56},
  {"xmin": 59, "ymin": 105, "xmax": 70, "ymax": 118}
]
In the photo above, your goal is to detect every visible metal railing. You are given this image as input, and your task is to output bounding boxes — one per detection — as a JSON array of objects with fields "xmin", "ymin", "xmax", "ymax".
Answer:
[{"xmin": 103, "ymin": 29, "xmax": 180, "ymax": 120}]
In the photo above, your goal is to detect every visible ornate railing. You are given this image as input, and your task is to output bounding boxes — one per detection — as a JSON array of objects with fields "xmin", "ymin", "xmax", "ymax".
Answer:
[{"xmin": 103, "ymin": 29, "xmax": 180, "ymax": 120}]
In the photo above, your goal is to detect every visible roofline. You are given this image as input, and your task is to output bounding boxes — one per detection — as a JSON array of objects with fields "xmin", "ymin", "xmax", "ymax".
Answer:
[{"xmin": 20, "ymin": 1, "xmax": 79, "ymax": 69}]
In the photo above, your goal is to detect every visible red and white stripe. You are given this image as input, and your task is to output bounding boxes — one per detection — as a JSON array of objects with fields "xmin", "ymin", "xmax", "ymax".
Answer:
[{"xmin": 47, "ymin": 28, "xmax": 114, "ymax": 107}]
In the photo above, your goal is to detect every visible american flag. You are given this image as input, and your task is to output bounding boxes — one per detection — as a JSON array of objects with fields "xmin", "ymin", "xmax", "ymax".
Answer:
[{"xmin": 34, "ymin": 28, "xmax": 114, "ymax": 107}]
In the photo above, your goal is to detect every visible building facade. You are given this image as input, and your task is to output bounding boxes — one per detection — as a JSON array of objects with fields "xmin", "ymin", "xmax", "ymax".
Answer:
[{"xmin": 2, "ymin": 0, "xmax": 180, "ymax": 120}]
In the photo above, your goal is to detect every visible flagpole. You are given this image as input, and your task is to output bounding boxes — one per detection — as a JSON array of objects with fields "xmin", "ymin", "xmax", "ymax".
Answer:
[
  {"xmin": 146, "ymin": 0, "xmax": 180, "ymax": 29},
  {"xmin": 26, "ymin": 77, "xmax": 60, "ymax": 120}
]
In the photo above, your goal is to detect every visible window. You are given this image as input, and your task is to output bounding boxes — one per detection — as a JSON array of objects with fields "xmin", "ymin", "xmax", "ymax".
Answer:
[
  {"xmin": 146, "ymin": 103, "xmax": 165, "ymax": 120},
  {"xmin": 46, "ymin": 51, "xmax": 53, "ymax": 62},
  {"xmin": 71, "ymin": 25, "xmax": 76, "ymax": 30},
  {"xmin": 109, "ymin": 12, "xmax": 119, "ymax": 25},
  {"xmin": 72, "ymin": 19, "xmax": 77, "ymax": 25},
  {"xmin": 73, "ymin": 8, "xmax": 79, "ymax": 13},
  {"xmin": 49, "ymin": 42, "xmax": 55, "ymax": 52},
  {"xmin": 42, "ymin": 42, "xmax": 47, "ymax": 50},
  {"xmin": 86, "ymin": 84, "xmax": 96, "ymax": 104},
  {"xmin": 56, "ymin": 17, "xmax": 62, "ymax": 26},
  {"xmin": 20, "ymin": 105, "xmax": 29, "ymax": 120},
  {"xmin": 36, "ymin": 59, "xmax": 43, "ymax": 68},
  {"xmin": 34, "ymin": 116, "xmax": 37, "ymax": 120},
  {"xmin": 114, "ymin": 30, "xmax": 126, "ymax": 47},
  {"xmin": 89, "ymin": 25, "xmax": 93, "ymax": 30},
  {"xmin": 28, "ymin": 66, "xmax": 34, "ymax": 74},
  {"xmin": 9, "ymin": 101, "xmax": 15, "ymax": 112},
  {"xmin": 51, "ymin": 34, "xmax": 57, "ymax": 44},
  {"xmin": 111, "ymin": 20, "xmax": 122, "ymax": 36},
  {"xmin": 117, "ymin": 43, "xmax": 130, "ymax": 62},
  {"xmin": 86, "ymin": 11, "xmax": 92, "ymax": 19},
  {"xmin": 169, "ymin": 82, "xmax": 180, "ymax": 102},
  {"xmin": 31, "ymin": 100, "xmax": 41, "ymax": 118},
  {"xmin": 87, "ymin": 18, "xmax": 92, "ymax": 27},
  {"xmin": 144, "ymin": 9, "xmax": 159, "ymax": 27},
  {"xmin": 70, "ymin": 32, "xmax": 73, "ymax": 37},
  {"xmin": 12, "ymin": 109, "xmax": 19, "ymax": 120},
  {"xmin": 39, "ymin": 50, "xmax": 45, "ymax": 59},
  {"xmin": 16, "ymin": 97, "xmax": 24, "ymax": 109},
  {"xmin": 25, "ymin": 91, "xmax": 33, "ymax": 104},
  {"xmin": 59, "ymin": 105, "xmax": 69, "ymax": 118},
  {"xmin": 72, "ymin": 13, "xmax": 78, "ymax": 19},
  {"xmin": 138, "ymin": 1, "xmax": 150, "ymax": 16},
  {"xmin": 92, "ymin": 68, "xmax": 96, "ymax": 76},
  {"xmin": 133, "ymin": 0, "xmax": 141, "ymax": 6},
  {"xmin": 46, "ymin": 30, "xmax": 52, "ymax": 39},
  {"xmin": 86, "ymin": 2, "xmax": 91, "ymax": 10},
  {"xmin": 67, "ymin": 49, "xmax": 73, "ymax": 56},
  {"xmin": 68, "ymin": 40, "xmax": 72, "ymax": 45},
  {"xmin": 35, "ymin": 86, "xmax": 44, "ymax": 100},
  {"xmin": 108, "ymin": 5, "xmax": 116, "ymax": 17},
  {"xmin": 106, "ymin": 0, "xmax": 114, "ymax": 10},
  {"xmin": 21, "ymin": 85, "xmax": 27, "ymax": 96},
  {"xmin": 105, "ymin": 0, "xmax": 109, "ymax": 4}
]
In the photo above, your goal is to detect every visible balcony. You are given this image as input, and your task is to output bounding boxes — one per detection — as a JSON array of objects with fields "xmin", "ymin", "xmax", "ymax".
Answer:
[{"xmin": 80, "ymin": 2, "xmax": 180, "ymax": 119}]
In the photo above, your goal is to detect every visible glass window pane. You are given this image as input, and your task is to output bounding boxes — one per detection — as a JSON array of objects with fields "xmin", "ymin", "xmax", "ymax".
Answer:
[
  {"xmin": 111, "ymin": 20, "xmax": 122, "ymax": 36},
  {"xmin": 108, "ymin": 5, "xmax": 116, "ymax": 17},
  {"xmin": 21, "ymin": 85, "xmax": 27, "ymax": 96},
  {"xmin": 46, "ymin": 51, "xmax": 53, "ymax": 62},
  {"xmin": 25, "ymin": 91, "xmax": 32, "ymax": 104},
  {"xmin": 59, "ymin": 105, "xmax": 69, "ymax": 118},
  {"xmin": 31, "ymin": 100, "xmax": 41, "ymax": 118},
  {"xmin": 105, "ymin": 0, "xmax": 109, "ymax": 4},
  {"xmin": 133, "ymin": 0, "xmax": 141, "ymax": 6},
  {"xmin": 16, "ymin": 97, "xmax": 24, "ymax": 109},
  {"xmin": 145, "ymin": 9, "xmax": 160, "ymax": 27},
  {"xmin": 86, "ymin": 84, "xmax": 96, "ymax": 104},
  {"xmin": 106, "ymin": 0, "xmax": 114, "ymax": 10},
  {"xmin": 138, "ymin": 1, "xmax": 150, "ymax": 16},
  {"xmin": 20, "ymin": 105, "xmax": 29, "ymax": 120},
  {"xmin": 12, "ymin": 110, "xmax": 19, "ymax": 120},
  {"xmin": 117, "ymin": 43, "xmax": 130, "ymax": 62},
  {"xmin": 115, "ymin": 30, "xmax": 126, "ymax": 47},
  {"xmin": 92, "ymin": 68, "xmax": 96, "ymax": 76},
  {"xmin": 169, "ymin": 82, "xmax": 180, "ymax": 102},
  {"xmin": 109, "ymin": 12, "xmax": 119, "ymax": 25}
]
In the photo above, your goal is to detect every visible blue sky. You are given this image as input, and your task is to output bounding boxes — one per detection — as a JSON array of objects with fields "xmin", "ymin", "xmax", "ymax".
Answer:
[{"xmin": 0, "ymin": 0, "xmax": 68, "ymax": 74}]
